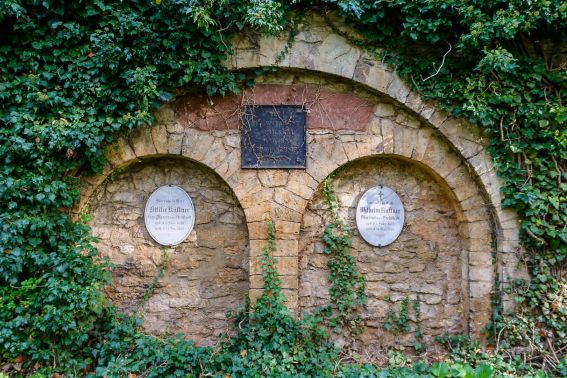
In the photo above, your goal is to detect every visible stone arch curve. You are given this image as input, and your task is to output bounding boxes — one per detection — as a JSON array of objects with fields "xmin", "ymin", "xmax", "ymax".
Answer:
[{"xmin": 75, "ymin": 127, "xmax": 245, "ymax": 218}]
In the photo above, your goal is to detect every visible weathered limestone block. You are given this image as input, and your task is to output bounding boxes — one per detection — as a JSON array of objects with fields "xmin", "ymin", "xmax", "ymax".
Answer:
[
  {"xmin": 202, "ymin": 138, "xmax": 229, "ymax": 170},
  {"xmin": 274, "ymin": 188, "xmax": 308, "ymax": 211},
  {"xmin": 445, "ymin": 167, "xmax": 481, "ymax": 202},
  {"xmin": 241, "ymin": 189, "xmax": 272, "ymax": 209},
  {"xmin": 145, "ymin": 127, "xmax": 166, "ymax": 156},
  {"xmin": 374, "ymin": 102, "xmax": 396, "ymax": 118},
  {"xmin": 258, "ymin": 170, "xmax": 289, "ymax": 187},
  {"xmin": 181, "ymin": 131, "xmax": 215, "ymax": 162},
  {"xmin": 130, "ymin": 125, "xmax": 157, "ymax": 157},
  {"xmin": 428, "ymin": 109, "xmax": 450, "ymax": 128},
  {"xmin": 386, "ymin": 75, "xmax": 411, "ymax": 104},
  {"xmin": 353, "ymin": 53, "xmax": 393, "ymax": 92},
  {"xmin": 380, "ymin": 119, "xmax": 396, "ymax": 154},
  {"xmin": 275, "ymin": 221, "xmax": 301, "ymax": 239},
  {"xmin": 231, "ymin": 34, "xmax": 261, "ymax": 69},
  {"xmin": 411, "ymin": 127, "xmax": 435, "ymax": 161},
  {"xmin": 167, "ymin": 133, "xmax": 184, "ymax": 155},
  {"xmin": 404, "ymin": 90, "xmax": 425, "ymax": 114},
  {"xmin": 287, "ymin": 171, "xmax": 318, "ymax": 200},
  {"xmin": 243, "ymin": 202, "xmax": 272, "ymax": 223},
  {"xmin": 393, "ymin": 126, "xmax": 418, "ymax": 157},
  {"xmin": 106, "ymin": 138, "xmax": 137, "ymax": 167},
  {"xmin": 216, "ymin": 148, "xmax": 241, "ymax": 180}
]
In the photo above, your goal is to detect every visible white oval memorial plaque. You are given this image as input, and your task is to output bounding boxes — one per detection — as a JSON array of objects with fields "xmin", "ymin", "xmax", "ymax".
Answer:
[
  {"xmin": 356, "ymin": 186, "xmax": 404, "ymax": 247},
  {"xmin": 144, "ymin": 185, "xmax": 195, "ymax": 246}
]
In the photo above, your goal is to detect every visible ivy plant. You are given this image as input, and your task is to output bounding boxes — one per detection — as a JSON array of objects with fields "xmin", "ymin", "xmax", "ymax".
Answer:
[{"xmin": 0, "ymin": 0, "xmax": 565, "ymax": 375}]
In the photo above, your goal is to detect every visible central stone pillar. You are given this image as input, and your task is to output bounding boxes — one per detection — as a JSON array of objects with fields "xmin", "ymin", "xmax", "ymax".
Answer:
[{"xmin": 236, "ymin": 169, "xmax": 319, "ymax": 312}]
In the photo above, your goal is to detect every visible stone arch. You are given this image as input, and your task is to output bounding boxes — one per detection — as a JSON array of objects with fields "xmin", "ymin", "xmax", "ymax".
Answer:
[
  {"xmin": 75, "ymin": 125, "xmax": 244, "ymax": 216},
  {"xmin": 84, "ymin": 155, "xmax": 250, "ymax": 346},
  {"xmin": 225, "ymin": 14, "xmax": 525, "ymax": 310},
  {"xmin": 299, "ymin": 151, "xmax": 494, "ymax": 344},
  {"xmin": 300, "ymin": 154, "xmax": 472, "ymax": 354}
]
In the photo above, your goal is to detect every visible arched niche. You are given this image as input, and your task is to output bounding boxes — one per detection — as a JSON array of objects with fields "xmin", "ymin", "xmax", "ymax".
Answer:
[
  {"xmin": 86, "ymin": 156, "xmax": 249, "ymax": 345},
  {"xmin": 299, "ymin": 155, "xmax": 493, "ymax": 354}
]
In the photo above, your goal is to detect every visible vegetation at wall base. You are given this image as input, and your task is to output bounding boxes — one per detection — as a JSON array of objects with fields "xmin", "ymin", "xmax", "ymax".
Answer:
[{"xmin": 1, "ymin": 0, "xmax": 565, "ymax": 376}]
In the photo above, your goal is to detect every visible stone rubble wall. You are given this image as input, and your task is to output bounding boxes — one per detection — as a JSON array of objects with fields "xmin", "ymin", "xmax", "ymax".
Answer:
[
  {"xmin": 88, "ymin": 158, "xmax": 249, "ymax": 345},
  {"xmin": 300, "ymin": 157, "xmax": 466, "ymax": 354}
]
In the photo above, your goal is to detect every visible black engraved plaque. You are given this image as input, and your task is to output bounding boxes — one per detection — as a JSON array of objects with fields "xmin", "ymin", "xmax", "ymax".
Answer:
[{"xmin": 241, "ymin": 105, "xmax": 306, "ymax": 169}]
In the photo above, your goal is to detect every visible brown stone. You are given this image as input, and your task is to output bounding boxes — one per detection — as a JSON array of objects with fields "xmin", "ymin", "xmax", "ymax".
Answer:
[
  {"xmin": 176, "ymin": 93, "xmax": 241, "ymax": 131},
  {"xmin": 175, "ymin": 84, "xmax": 373, "ymax": 132},
  {"xmin": 250, "ymin": 256, "xmax": 298, "ymax": 276}
]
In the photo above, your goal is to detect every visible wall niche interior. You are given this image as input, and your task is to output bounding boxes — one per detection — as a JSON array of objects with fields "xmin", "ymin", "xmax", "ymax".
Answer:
[
  {"xmin": 88, "ymin": 157, "xmax": 249, "ymax": 346},
  {"xmin": 299, "ymin": 156, "xmax": 470, "ymax": 356}
]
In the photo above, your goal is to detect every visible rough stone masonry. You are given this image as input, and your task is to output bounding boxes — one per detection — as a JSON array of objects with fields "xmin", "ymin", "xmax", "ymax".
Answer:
[{"xmin": 81, "ymin": 14, "xmax": 526, "ymax": 354}]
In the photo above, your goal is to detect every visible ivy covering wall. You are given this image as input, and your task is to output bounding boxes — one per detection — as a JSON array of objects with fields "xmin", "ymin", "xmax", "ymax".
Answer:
[{"xmin": 0, "ymin": 0, "xmax": 565, "ymax": 376}]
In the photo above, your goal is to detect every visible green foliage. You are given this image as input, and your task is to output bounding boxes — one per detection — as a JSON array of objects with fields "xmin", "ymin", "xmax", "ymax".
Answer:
[
  {"xmin": 339, "ymin": 360, "xmax": 503, "ymax": 378},
  {"xmin": 435, "ymin": 334, "xmax": 548, "ymax": 377},
  {"xmin": 384, "ymin": 296, "xmax": 411, "ymax": 334},
  {"xmin": 0, "ymin": 213, "xmax": 111, "ymax": 372},
  {"xmin": 413, "ymin": 294, "xmax": 424, "ymax": 353},
  {"xmin": 0, "ymin": 0, "xmax": 283, "ymax": 373},
  {"xmin": 383, "ymin": 295, "xmax": 424, "ymax": 354},
  {"xmin": 321, "ymin": 176, "xmax": 367, "ymax": 332},
  {"xmin": 208, "ymin": 221, "xmax": 340, "ymax": 377},
  {"xmin": 1, "ymin": 0, "xmax": 565, "ymax": 375}
]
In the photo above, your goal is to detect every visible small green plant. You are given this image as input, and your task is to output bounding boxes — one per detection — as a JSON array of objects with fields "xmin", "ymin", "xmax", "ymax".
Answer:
[
  {"xmin": 387, "ymin": 349, "xmax": 412, "ymax": 368},
  {"xmin": 383, "ymin": 295, "xmax": 425, "ymax": 354},
  {"xmin": 413, "ymin": 294, "xmax": 425, "ymax": 354},
  {"xmin": 135, "ymin": 249, "xmax": 170, "ymax": 312},
  {"xmin": 383, "ymin": 296, "xmax": 410, "ymax": 334},
  {"xmin": 209, "ymin": 221, "xmax": 339, "ymax": 376}
]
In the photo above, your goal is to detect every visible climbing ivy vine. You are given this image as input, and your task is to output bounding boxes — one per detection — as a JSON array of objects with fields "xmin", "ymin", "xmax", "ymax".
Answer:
[
  {"xmin": 321, "ymin": 176, "xmax": 366, "ymax": 333},
  {"xmin": 0, "ymin": 0, "xmax": 565, "ymax": 376}
]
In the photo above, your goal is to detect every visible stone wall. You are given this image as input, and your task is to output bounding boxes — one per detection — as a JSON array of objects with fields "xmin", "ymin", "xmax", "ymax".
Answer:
[
  {"xmin": 77, "ymin": 14, "xmax": 527, "ymax": 347},
  {"xmin": 300, "ymin": 157, "xmax": 467, "ymax": 354},
  {"xmin": 88, "ymin": 158, "xmax": 249, "ymax": 345}
]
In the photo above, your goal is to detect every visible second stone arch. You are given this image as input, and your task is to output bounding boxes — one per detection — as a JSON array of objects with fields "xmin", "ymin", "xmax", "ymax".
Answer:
[{"xmin": 299, "ymin": 155, "xmax": 490, "ymax": 356}]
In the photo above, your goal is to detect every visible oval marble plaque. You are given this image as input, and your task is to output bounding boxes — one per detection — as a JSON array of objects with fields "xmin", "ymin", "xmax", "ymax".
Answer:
[
  {"xmin": 356, "ymin": 186, "xmax": 404, "ymax": 247},
  {"xmin": 144, "ymin": 185, "xmax": 195, "ymax": 246}
]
